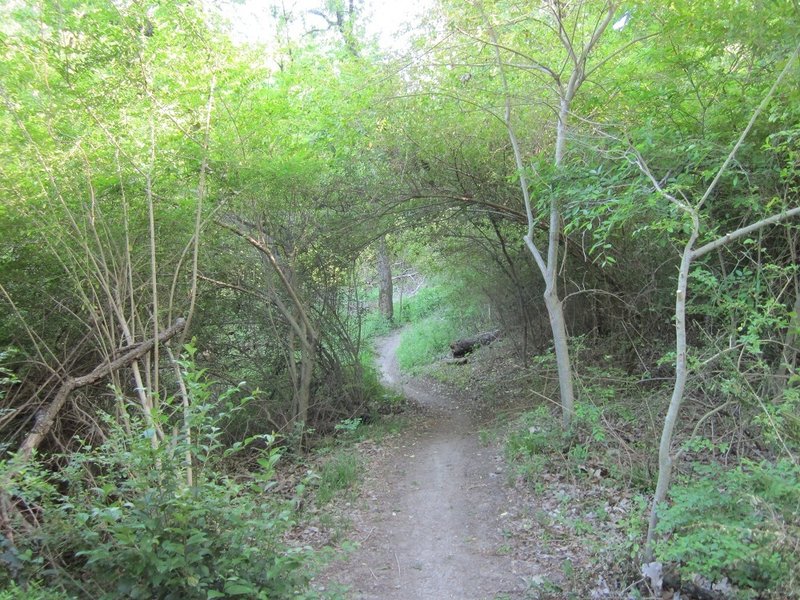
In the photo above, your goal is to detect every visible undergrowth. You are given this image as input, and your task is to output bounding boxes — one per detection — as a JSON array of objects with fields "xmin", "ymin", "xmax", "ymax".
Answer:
[
  {"xmin": 396, "ymin": 315, "xmax": 464, "ymax": 373},
  {"xmin": 0, "ymin": 361, "xmax": 313, "ymax": 599},
  {"xmin": 393, "ymin": 282, "xmax": 487, "ymax": 373},
  {"xmin": 315, "ymin": 452, "xmax": 362, "ymax": 505},
  {"xmin": 656, "ymin": 460, "xmax": 800, "ymax": 599},
  {"xmin": 432, "ymin": 331, "xmax": 800, "ymax": 599}
]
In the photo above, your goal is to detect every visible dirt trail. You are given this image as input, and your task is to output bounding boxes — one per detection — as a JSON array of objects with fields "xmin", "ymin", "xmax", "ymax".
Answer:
[{"xmin": 320, "ymin": 331, "xmax": 537, "ymax": 599}]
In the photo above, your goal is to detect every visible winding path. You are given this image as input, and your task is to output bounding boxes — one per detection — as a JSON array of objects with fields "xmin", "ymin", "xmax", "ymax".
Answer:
[{"xmin": 322, "ymin": 330, "xmax": 536, "ymax": 599}]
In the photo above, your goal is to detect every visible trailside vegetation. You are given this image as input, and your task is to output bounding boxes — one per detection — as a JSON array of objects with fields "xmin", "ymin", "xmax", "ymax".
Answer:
[{"xmin": 1, "ymin": 0, "xmax": 799, "ymax": 598}]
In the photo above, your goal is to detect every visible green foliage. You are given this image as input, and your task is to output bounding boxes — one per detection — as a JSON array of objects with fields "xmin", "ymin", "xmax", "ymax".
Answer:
[
  {"xmin": 0, "ymin": 364, "xmax": 311, "ymax": 599},
  {"xmin": 619, "ymin": 495, "xmax": 650, "ymax": 562},
  {"xmin": 396, "ymin": 315, "xmax": 464, "ymax": 373},
  {"xmin": 0, "ymin": 581, "xmax": 72, "ymax": 600},
  {"xmin": 765, "ymin": 384, "xmax": 800, "ymax": 448},
  {"xmin": 396, "ymin": 285, "xmax": 452, "ymax": 324},
  {"xmin": 505, "ymin": 400, "xmax": 618, "ymax": 483},
  {"xmin": 314, "ymin": 452, "xmax": 362, "ymax": 506},
  {"xmin": 656, "ymin": 460, "xmax": 800, "ymax": 598},
  {"xmin": 0, "ymin": 1, "xmax": 799, "ymax": 597},
  {"xmin": 505, "ymin": 407, "xmax": 561, "ymax": 482},
  {"xmin": 690, "ymin": 262, "xmax": 797, "ymax": 357},
  {"xmin": 506, "ymin": 406, "xmax": 557, "ymax": 459},
  {"xmin": 393, "ymin": 282, "xmax": 487, "ymax": 373},
  {"xmin": 572, "ymin": 402, "xmax": 607, "ymax": 444},
  {"xmin": 334, "ymin": 417, "xmax": 363, "ymax": 436},
  {"xmin": 359, "ymin": 312, "xmax": 394, "ymax": 341},
  {"xmin": 0, "ymin": 348, "xmax": 18, "ymax": 407}
]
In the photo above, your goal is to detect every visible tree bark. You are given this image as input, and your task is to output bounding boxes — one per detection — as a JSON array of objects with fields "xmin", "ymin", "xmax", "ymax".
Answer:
[
  {"xmin": 545, "ymin": 289, "xmax": 575, "ymax": 429},
  {"xmin": 377, "ymin": 234, "xmax": 393, "ymax": 322},
  {"xmin": 297, "ymin": 320, "xmax": 315, "ymax": 433},
  {"xmin": 18, "ymin": 318, "xmax": 186, "ymax": 461},
  {"xmin": 644, "ymin": 229, "xmax": 696, "ymax": 558}
]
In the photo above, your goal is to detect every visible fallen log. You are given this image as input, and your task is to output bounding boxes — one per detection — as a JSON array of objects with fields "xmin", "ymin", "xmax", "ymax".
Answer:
[
  {"xmin": 450, "ymin": 330, "xmax": 499, "ymax": 358},
  {"xmin": 17, "ymin": 318, "xmax": 186, "ymax": 461}
]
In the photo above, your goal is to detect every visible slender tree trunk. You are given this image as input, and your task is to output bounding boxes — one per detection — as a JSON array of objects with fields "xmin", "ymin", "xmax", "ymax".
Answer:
[
  {"xmin": 298, "ymin": 324, "xmax": 315, "ymax": 432},
  {"xmin": 645, "ymin": 229, "xmax": 697, "ymax": 558},
  {"xmin": 377, "ymin": 235, "xmax": 393, "ymax": 322},
  {"xmin": 179, "ymin": 76, "xmax": 215, "ymax": 346},
  {"xmin": 487, "ymin": 21, "xmax": 578, "ymax": 429},
  {"xmin": 640, "ymin": 44, "xmax": 800, "ymax": 555},
  {"xmin": 544, "ymin": 288, "xmax": 575, "ymax": 428},
  {"xmin": 543, "ymin": 93, "xmax": 577, "ymax": 429},
  {"xmin": 639, "ymin": 205, "xmax": 800, "ymax": 559},
  {"xmin": 146, "ymin": 119, "xmax": 160, "ymax": 406}
]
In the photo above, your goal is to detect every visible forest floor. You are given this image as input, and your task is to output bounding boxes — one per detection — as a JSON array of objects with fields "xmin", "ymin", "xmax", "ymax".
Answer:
[{"xmin": 312, "ymin": 330, "xmax": 541, "ymax": 599}]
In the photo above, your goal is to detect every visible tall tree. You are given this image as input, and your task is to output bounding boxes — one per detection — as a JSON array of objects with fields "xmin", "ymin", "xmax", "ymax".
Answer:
[
  {"xmin": 634, "ymin": 42, "xmax": 800, "ymax": 558},
  {"xmin": 443, "ymin": 0, "xmax": 628, "ymax": 427}
]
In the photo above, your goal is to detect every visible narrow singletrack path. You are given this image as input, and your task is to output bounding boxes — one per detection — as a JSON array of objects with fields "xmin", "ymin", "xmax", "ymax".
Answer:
[{"xmin": 321, "ymin": 330, "xmax": 537, "ymax": 599}]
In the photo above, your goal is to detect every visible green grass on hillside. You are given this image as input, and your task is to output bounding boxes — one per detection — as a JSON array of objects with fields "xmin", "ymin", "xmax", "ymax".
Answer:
[
  {"xmin": 395, "ymin": 282, "xmax": 487, "ymax": 373},
  {"xmin": 396, "ymin": 315, "xmax": 464, "ymax": 373}
]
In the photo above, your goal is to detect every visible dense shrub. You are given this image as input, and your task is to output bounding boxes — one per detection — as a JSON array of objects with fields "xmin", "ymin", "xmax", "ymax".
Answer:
[
  {"xmin": 0, "ymin": 366, "xmax": 312, "ymax": 599},
  {"xmin": 656, "ymin": 460, "xmax": 800, "ymax": 599}
]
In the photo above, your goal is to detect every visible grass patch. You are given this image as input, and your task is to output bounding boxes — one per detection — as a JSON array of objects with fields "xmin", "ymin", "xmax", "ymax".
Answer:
[
  {"xmin": 315, "ymin": 451, "xmax": 362, "ymax": 505},
  {"xmin": 311, "ymin": 412, "xmax": 407, "ymax": 506},
  {"xmin": 359, "ymin": 311, "xmax": 394, "ymax": 341},
  {"xmin": 358, "ymin": 283, "xmax": 456, "ymax": 344},
  {"xmin": 396, "ymin": 284, "xmax": 451, "ymax": 323},
  {"xmin": 395, "ymin": 281, "xmax": 488, "ymax": 373},
  {"xmin": 358, "ymin": 414, "xmax": 407, "ymax": 441},
  {"xmin": 358, "ymin": 280, "xmax": 490, "ymax": 374},
  {"xmin": 396, "ymin": 314, "xmax": 464, "ymax": 373}
]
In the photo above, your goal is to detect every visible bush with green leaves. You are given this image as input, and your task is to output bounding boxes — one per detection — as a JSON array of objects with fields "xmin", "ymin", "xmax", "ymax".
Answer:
[
  {"xmin": 505, "ymin": 406, "xmax": 558, "ymax": 460},
  {"xmin": 0, "ymin": 361, "xmax": 313, "ymax": 599},
  {"xmin": 655, "ymin": 459, "xmax": 800, "ymax": 599}
]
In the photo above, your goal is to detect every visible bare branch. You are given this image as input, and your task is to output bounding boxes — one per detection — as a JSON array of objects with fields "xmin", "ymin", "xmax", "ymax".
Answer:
[
  {"xmin": 580, "ymin": 2, "xmax": 618, "ymax": 70},
  {"xmin": 216, "ymin": 219, "xmax": 319, "ymax": 343},
  {"xmin": 481, "ymin": 5, "xmax": 548, "ymax": 276},
  {"xmin": 627, "ymin": 146, "xmax": 690, "ymax": 211},
  {"xmin": 692, "ymin": 207, "xmax": 800, "ymax": 260},
  {"xmin": 454, "ymin": 25, "xmax": 560, "ymax": 83},
  {"xmin": 180, "ymin": 75, "xmax": 216, "ymax": 347},
  {"xmin": 17, "ymin": 318, "xmax": 186, "ymax": 461}
]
